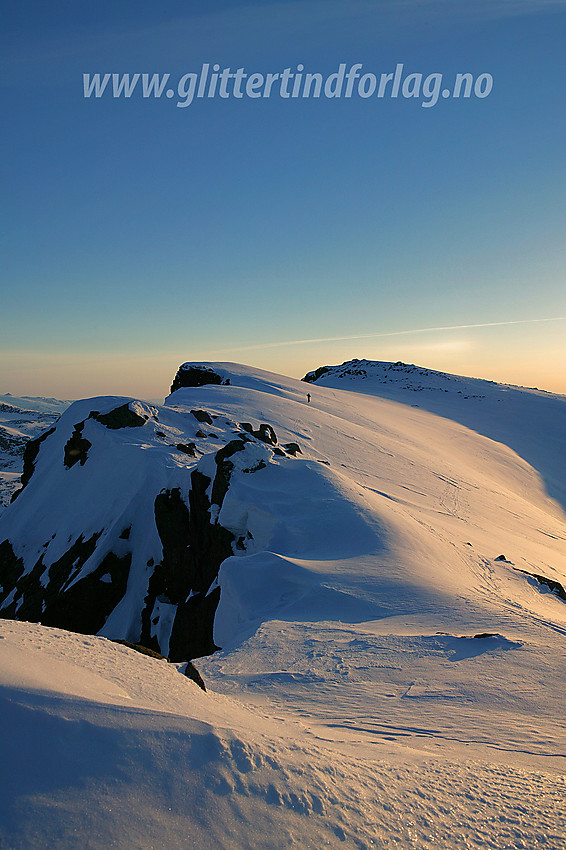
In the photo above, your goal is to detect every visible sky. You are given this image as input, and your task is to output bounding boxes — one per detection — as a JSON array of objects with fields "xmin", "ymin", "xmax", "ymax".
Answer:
[{"xmin": 1, "ymin": 0, "xmax": 565, "ymax": 399}]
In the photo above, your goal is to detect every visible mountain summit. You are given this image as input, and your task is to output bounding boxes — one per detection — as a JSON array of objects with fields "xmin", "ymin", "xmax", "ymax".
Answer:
[
  {"xmin": 0, "ymin": 361, "xmax": 564, "ymax": 664},
  {"xmin": 303, "ymin": 357, "xmax": 566, "ymax": 511}
]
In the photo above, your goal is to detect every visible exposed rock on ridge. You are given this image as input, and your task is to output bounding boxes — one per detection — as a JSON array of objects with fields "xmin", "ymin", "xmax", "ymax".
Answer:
[
  {"xmin": 170, "ymin": 364, "xmax": 230, "ymax": 393},
  {"xmin": 0, "ymin": 387, "xmax": 302, "ymax": 661}
]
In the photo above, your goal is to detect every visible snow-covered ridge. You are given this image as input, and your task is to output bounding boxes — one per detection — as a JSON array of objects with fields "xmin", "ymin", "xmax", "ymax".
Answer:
[
  {"xmin": 303, "ymin": 357, "xmax": 554, "ymax": 397},
  {"xmin": 303, "ymin": 357, "xmax": 566, "ymax": 511},
  {"xmin": 1, "ymin": 361, "xmax": 565, "ymax": 847},
  {"xmin": 0, "ymin": 379, "xmax": 315, "ymax": 660},
  {"xmin": 1, "ymin": 360, "xmax": 565, "ymax": 659}
]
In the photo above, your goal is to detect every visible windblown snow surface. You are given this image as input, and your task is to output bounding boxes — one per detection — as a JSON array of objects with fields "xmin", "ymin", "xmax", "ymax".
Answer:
[{"xmin": 1, "ymin": 362, "xmax": 565, "ymax": 849}]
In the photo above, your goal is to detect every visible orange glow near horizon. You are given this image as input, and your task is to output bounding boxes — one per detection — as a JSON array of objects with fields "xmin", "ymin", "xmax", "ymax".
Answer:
[{"xmin": 2, "ymin": 330, "xmax": 565, "ymax": 400}]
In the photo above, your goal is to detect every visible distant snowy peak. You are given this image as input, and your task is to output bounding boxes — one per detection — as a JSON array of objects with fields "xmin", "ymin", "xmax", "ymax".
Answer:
[
  {"xmin": 304, "ymin": 358, "xmax": 501, "ymax": 397},
  {"xmin": 302, "ymin": 358, "xmax": 566, "ymax": 512},
  {"xmin": 0, "ymin": 394, "xmax": 71, "ymax": 415},
  {"xmin": 303, "ymin": 357, "xmax": 566, "ymax": 401}
]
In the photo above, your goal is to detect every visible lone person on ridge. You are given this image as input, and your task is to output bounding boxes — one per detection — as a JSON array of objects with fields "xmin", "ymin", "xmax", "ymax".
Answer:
[{"xmin": 307, "ymin": 393, "xmax": 311, "ymax": 403}]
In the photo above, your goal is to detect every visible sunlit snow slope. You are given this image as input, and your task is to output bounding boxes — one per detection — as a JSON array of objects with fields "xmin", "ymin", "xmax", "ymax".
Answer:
[{"xmin": 1, "ymin": 361, "xmax": 565, "ymax": 849}]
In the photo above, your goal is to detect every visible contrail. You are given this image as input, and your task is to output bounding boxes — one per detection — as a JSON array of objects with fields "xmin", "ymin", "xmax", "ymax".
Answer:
[{"xmin": 214, "ymin": 316, "xmax": 566, "ymax": 353}]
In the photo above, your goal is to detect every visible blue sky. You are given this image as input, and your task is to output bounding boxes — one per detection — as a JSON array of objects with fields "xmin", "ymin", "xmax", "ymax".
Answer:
[{"xmin": 2, "ymin": 0, "xmax": 565, "ymax": 397}]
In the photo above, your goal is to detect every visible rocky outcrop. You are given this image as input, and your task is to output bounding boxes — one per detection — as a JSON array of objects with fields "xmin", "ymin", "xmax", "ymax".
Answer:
[
  {"xmin": 112, "ymin": 639, "xmax": 165, "ymax": 659},
  {"xmin": 211, "ymin": 440, "xmax": 246, "ymax": 507},
  {"xmin": 283, "ymin": 443, "xmax": 301, "ymax": 456},
  {"xmin": 139, "ymin": 451, "xmax": 249, "ymax": 661},
  {"xmin": 240, "ymin": 423, "xmax": 278, "ymax": 446},
  {"xmin": 0, "ymin": 529, "xmax": 132, "ymax": 635},
  {"xmin": 515, "ymin": 568, "xmax": 566, "ymax": 601},
  {"xmin": 64, "ymin": 403, "xmax": 155, "ymax": 470},
  {"xmin": 0, "ymin": 442, "xmax": 243, "ymax": 660},
  {"xmin": 0, "ymin": 369, "xmax": 303, "ymax": 662},
  {"xmin": 176, "ymin": 442, "xmax": 197, "ymax": 457},
  {"xmin": 0, "ymin": 540, "xmax": 24, "ymax": 597},
  {"xmin": 63, "ymin": 422, "xmax": 92, "ymax": 468},
  {"xmin": 170, "ymin": 365, "xmax": 228, "ymax": 393},
  {"xmin": 183, "ymin": 660, "xmax": 207, "ymax": 691},
  {"xmin": 303, "ymin": 366, "xmax": 332, "ymax": 383},
  {"xmin": 90, "ymin": 403, "xmax": 149, "ymax": 429},
  {"xmin": 191, "ymin": 410, "xmax": 213, "ymax": 425}
]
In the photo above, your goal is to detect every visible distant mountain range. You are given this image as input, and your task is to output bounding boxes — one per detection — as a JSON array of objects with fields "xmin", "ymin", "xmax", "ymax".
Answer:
[{"xmin": 0, "ymin": 394, "xmax": 71, "ymax": 508}]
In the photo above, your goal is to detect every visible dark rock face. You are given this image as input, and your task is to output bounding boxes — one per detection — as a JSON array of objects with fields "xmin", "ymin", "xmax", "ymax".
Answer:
[
  {"xmin": 211, "ymin": 440, "xmax": 246, "ymax": 507},
  {"xmin": 112, "ymin": 639, "xmax": 166, "ymax": 659},
  {"xmin": 176, "ymin": 443, "xmax": 197, "ymax": 457},
  {"xmin": 256, "ymin": 424, "xmax": 277, "ymax": 445},
  {"xmin": 170, "ymin": 365, "xmax": 224, "ymax": 393},
  {"xmin": 0, "ymin": 540, "xmax": 24, "ymax": 599},
  {"xmin": 284, "ymin": 443, "xmax": 301, "ymax": 456},
  {"xmin": 64, "ymin": 422, "xmax": 92, "ymax": 468},
  {"xmin": 90, "ymin": 403, "xmax": 148, "ymax": 429},
  {"xmin": 515, "ymin": 568, "xmax": 566, "ymax": 601},
  {"xmin": 240, "ymin": 423, "xmax": 278, "ymax": 445},
  {"xmin": 184, "ymin": 661, "xmax": 207, "ymax": 691},
  {"xmin": 189, "ymin": 470, "xmax": 235, "ymax": 591},
  {"xmin": 303, "ymin": 366, "xmax": 331, "ymax": 383},
  {"xmin": 42, "ymin": 550, "xmax": 132, "ymax": 634},
  {"xmin": 169, "ymin": 588, "xmax": 221, "ymax": 663},
  {"xmin": 140, "ymin": 472, "xmax": 236, "ymax": 661},
  {"xmin": 191, "ymin": 410, "xmax": 213, "ymax": 425},
  {"xmin": 0, "ymin": 532, "xmax": 131, "ymax": 635}
]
